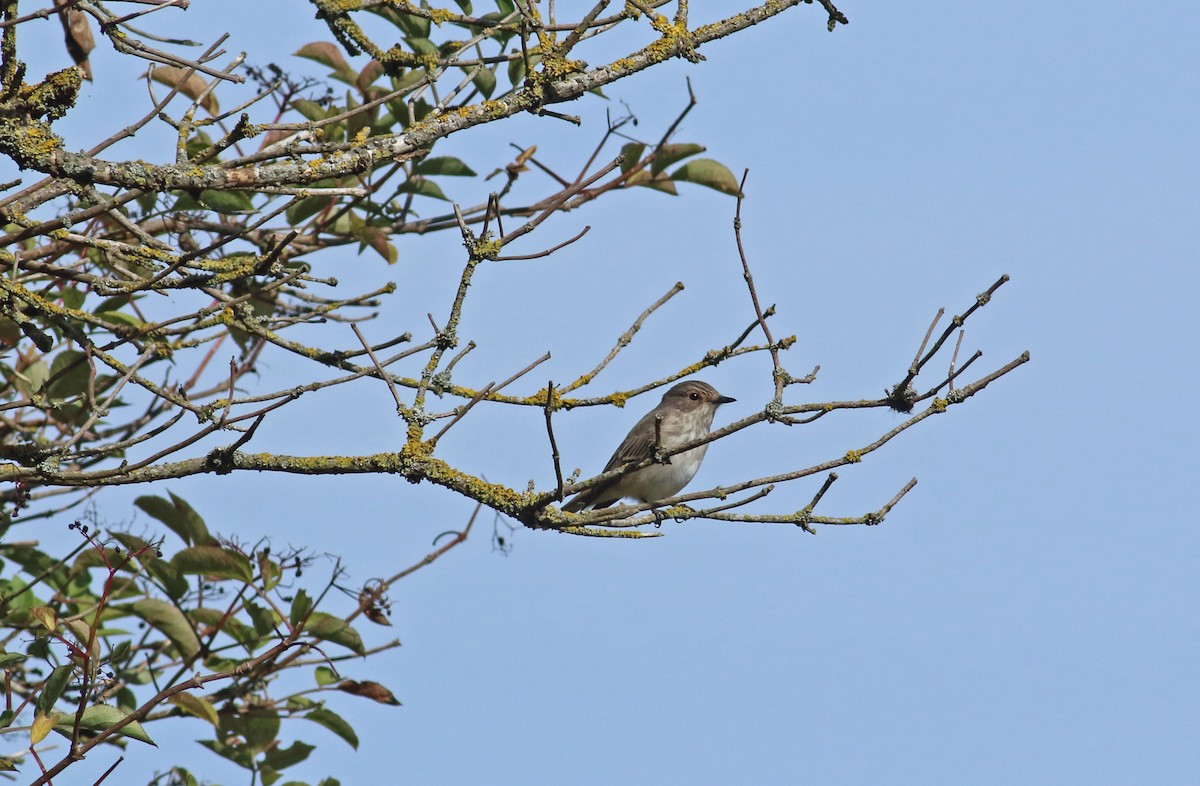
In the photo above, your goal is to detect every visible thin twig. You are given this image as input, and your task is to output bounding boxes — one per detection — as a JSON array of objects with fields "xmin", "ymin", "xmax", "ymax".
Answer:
[
  {"xmin": 345, "ymin": 501, "xmax": 481, "ymax": 626},
  {"xmin": 794, "ymin": 472, "xmax": 838, "ymax": 533},
  {"xmin": 91, "ymin": 755, "xmax": 125, "ymax": 786},
  {"xmin": 217, "ymin": 356, "xmax": 237, "ymax": 426},
  {"xmin": 912, "ymin": 308, "xmax": 945, "ymax": 373},
  {"xmin": 429, "ymin": 351, "xmax": 551, "ymax": 444},
  {"xmin": 948, "ymin": 330, "xmax": 965, "ymax": 393},
  {"xmin": 896, "ymin": 274, "xmax": 1010, "ymax": 393},
  {"xmin": 919, "ymin": 349, "xmax": 982, "ymax": 402},
  {"xmin": 352, "ymin": 323, "xmax": 406, "ymax": 415},
  {"xmin": 733, "ymin": 169, "xmax": 790, "ymax": 401},
  {"xmin": 564, "ymin": 281, "xmax": 685, "ymax": 393},
  {"xmin": 58, "ymin": 346, "xmax": 155, "ymax": 455},
  {"xmin": 544, "ymin": 380, "xmax": 565, "ymax": 500},
  {"xmin": 494, "ymin": 225, "xmax": 590, "ymax": 261}
]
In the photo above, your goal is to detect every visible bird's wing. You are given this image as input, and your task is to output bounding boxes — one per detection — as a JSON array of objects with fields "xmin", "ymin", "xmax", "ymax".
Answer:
[
  {"xmin": 600, "ymin": 410, "xmax": 659, "ymax": 471},
  {"xmin": 564, "ymin": 410, "xmax": 660, "ymax": 511}
]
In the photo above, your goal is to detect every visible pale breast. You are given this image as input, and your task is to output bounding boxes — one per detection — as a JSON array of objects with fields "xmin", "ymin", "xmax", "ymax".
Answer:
[{"xmin": 621, "ymin": 443, "xmax": 710, "ymax": 503}]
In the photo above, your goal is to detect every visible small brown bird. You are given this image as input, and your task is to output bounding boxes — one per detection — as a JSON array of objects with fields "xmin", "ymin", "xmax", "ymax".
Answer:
[{"xmin": 563, "ymin": 380, "xmax": 735, "ymax": 512}]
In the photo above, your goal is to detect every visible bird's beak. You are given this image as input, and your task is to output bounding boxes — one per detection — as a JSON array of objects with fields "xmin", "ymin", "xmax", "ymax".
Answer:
[{"xmin": 716, "ymin": 395, "xmax": 736, "ymax": 405}]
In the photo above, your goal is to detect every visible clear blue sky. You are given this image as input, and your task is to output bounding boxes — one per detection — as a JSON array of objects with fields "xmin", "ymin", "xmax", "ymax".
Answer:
[{"xmin": 9, "ymin": 2, "xmax": 1197, "ymax": 784}]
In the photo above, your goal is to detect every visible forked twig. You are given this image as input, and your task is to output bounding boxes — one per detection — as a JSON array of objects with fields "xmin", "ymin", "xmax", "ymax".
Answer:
[
  {"xmin": 352, "ymin": 323, "xmax": 406, "ymax": 416},
  {"xmin": 893, "ymin": 274, "xmax": 1010, "ymax": 398},
  {"xmin": 429, "ymin": 352, "xmax": 551, "ymax": 444},
  {"xmin": 733, "ymin": 169, "xmax": 792, "ymax": 400}
]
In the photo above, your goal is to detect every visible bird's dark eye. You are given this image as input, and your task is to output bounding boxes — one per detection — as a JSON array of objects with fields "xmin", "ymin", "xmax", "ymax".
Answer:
[{"xmin": 689, "ymin": 392, "xmax": 700, "ymax": 400}]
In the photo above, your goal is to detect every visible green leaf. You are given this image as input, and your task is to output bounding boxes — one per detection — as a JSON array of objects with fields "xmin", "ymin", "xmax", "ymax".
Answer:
[
  {"xmin": 289, "ymin": 589, "xmax": 313, "ymax": 629},
  {"xmin": 37, "ymin": 665, "xmax": 74, "ymax": 714},
  {"xmin": 0, "ymin": 545, "xmax": 57, "ymax": 578},
  {"xmin": 315, "ymin": 666, "xmax": 338, "ymax": 687},
  {"xmin": 198, "ymin": 738, "xmax": 255, "ymax": 770},
  {"xmin": 47, "ymin": 400, "xmax": 87, "ymax": 428},
  {"xmin": 30, "ymin": 605, "xmax": 56, "ymax": 632},
  {"xmin": 190, "ymin": 607, "xmax": 262, "ymax": 651},
  {"xmin": 110, "ymin": 533, "xmax": 188, "ymax": 600},
  {"xmin": 394, "ymin": 177, "xmax": 449, "ymax": 201},
  {"xmin": 294, "ymin": 42, "xmax": 356, "ymax": 83},
  {"xmin": 169, "ymin": 692, "xmax": 220, "ymax": 728},
  {"xmin": 304, "ymin": 707, "xmax": 359, "ymax": 749},
  {"xmin": 173, "ymin": 545, "xmax": 253, "ymax": 583},
  {"xmin": 167, "ymin": 191, "xmax": 203, "ymax": 211},
  {"xmin": 507, "ymin": 54, "xmax": 525, "ymax": 88},
  {"xmin": 185, "ymin": 131, "xmax": 214, "ymax": 160},
  {"xmin": 93, "ymin": 307, "xmax": 143, "ymax": 329},
  {"xmin": 134, "ymin": 191, "xmax": 158, "ymax": 215},
  {"xmin": 157, "ymin": 767, "xmax": 198, "ymax": 786},
  {"xmin": 110, "ymin": 532, "xmax": 150, "ymax": 553},
  {"xmin": 66, "ymin": 619, "xmax": 100, "ymax": 667},
  {"xmin": 135, "ymin": 492, "xmax": 213, "ymax": 546},
  {"xmin": 472, "ymin": 67, "xmax": 496, "ymax": 98},
  {"xmin": 619, "ymin": 142, "xmax": 646, "ymax": 173},
  {"xmin": 406, "ymin": 37, "xmax": 438, "ymax": 56},
  {"xmin": 286, "ymin": 194, "xmax": 333, "ymax": 225},
  {"xmin": 225, "ymin": 711, "xmax": 280, "ymax": 754},
  {"xmin": 148, "ymin": 559, "xmax": 188, "ymax": 601},
  {"xmin": 387, "ymin": 70, "xmax": 425, "ymax": 99},
  {"xmin": 57, "ymin": 704, "xmax": 155, "ymax": 745},
  {"xmin": 286, "ymin": 695, "xmax": 316, "ymax": 711},
  {"xmin": 343, "ymin": 212, "xmax": 395, "ymax": 263},
  {"xmin": 304, "ymin": 613, "xmax": 364, "ymax": 655},
  {"xmin": 345, "ymin": 99, "xmax": 374, "ymax": 141},
  {"xmin": 415, "ymin": 156, "xmax": 477, "ymax": 177},
  {"xmin": 93, "ymin": 293, "xmax": 135, "ymax": 312},
  {"xmin": 0, "ymin": 651, "xmax": 27, "ymax": 669},
  {"xmin": 60, "ymin": 288, "xmax": 86, "ymax": 311},
  {"xmin": 627, "ymin": 169, "xmax": 679, "ymax": 195},
  {"xmin": 258, "ymin": 552, "xmax": 282, "ymax": 592},
  {"xmin": 263, "ymin": 740, "xmax": 315, "ymax": 771},
  {"xmin": 203, "ymin": 654, "xmax": 246, "ymax": 673},
  {"xmin": 130, "ymin": 599, "xmax": 201, "ymax": 660},
  {"xmin": 669, "ymin": 158, "xmax": 743, "ymax": 196},
  {"xmin": 292, "ymin": 98, "xmax": 329, "ymax": 122},
  {"xmin": 394, "ymin": 10, "xmax": 431, "ymax": 39},
  {"xmin": 31, "ymin": 710, "xmax": 58, "ymax": 745},
  {"xmin": 244, "ymin": 600, "xmax": 279, "ymax": 637},
  {"xmin": 0, "ymin": 578, "xmax": 36, "ymax": 619},
  {"xmin": 484, "ymin": 7, "xmax": 516, "ymax": 45},
  {"xmin": 108, "ymin": 640, "xmax": 131, "ymax": 667},
  {"xmin": 650, "ymin": 143, "xmax": 706, "ymax": 175},
  {"xmin": 16, "ymin": 359, "xmax": 49, "ymax": 398},
  {"xmin": 199, "ymin": 190, "xmax": 255, "ymax": 214}
]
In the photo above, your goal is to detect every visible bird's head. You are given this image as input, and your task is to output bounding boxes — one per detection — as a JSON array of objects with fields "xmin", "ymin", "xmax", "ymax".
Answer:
[{"xmin": 660, "ymin": 380, "xmax": 736, "ymax": 414}]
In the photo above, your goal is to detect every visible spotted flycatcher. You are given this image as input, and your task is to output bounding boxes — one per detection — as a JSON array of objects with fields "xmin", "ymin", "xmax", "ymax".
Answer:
[{"xmin": 563, "ymin": 380, "xmax": 735, "ymax": 512}]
